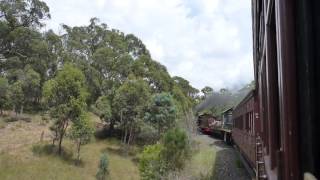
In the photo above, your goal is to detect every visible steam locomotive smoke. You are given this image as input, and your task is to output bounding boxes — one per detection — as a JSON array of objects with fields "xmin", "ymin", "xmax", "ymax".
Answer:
[
  {"xmin": 195, "ymin": 88, "xmax": 251, "ymax": 113},
  {"xmin": 195, "ymin": 93, "xmax": 234, "ymax": 112}
]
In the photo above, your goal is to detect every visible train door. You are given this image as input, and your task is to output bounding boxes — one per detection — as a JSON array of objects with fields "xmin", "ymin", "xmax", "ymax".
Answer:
[{"xmin": 296, "ymin": 0, "xmax": 320, "ymax": 177}]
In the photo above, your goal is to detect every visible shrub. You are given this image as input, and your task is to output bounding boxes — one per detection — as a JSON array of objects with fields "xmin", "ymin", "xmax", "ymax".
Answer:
[
  {"xmin": 96, "ymin": 153, "xmax": 109, "ymax": 180},
  {"xmin": 162, "ymin": 128, "xmax": 191, "ymax": 171},
  {"xmin": 139, "ymin": 128, "xmax": 191, "ymax": 179},
  {"xmin": 139, "ymin": 144, "xmax": 166, "ymax": 180}
]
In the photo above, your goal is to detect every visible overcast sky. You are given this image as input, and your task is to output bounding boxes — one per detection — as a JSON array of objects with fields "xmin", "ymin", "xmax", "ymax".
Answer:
[{"xmin": 43, "ymin": 0, "xmax": 254, "ymax": 90}]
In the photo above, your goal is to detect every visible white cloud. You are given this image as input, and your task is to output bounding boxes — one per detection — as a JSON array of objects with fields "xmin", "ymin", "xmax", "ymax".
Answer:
[{"xmin": 43, "ymin": 0, "xmax": 253, "ymax": 90}]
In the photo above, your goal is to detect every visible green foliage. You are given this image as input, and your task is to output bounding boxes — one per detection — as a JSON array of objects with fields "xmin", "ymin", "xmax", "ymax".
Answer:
[
  {"xmin": 96, "ymin": 153, "xmax": 109, "ymax": 180},
  {"xmin": 43, "ymin": 63, "xmax": 87, "ymax": 113},
  {"xmin": 0, "ymin": 77, "xmax": 9, "ymax": 113},
  {"xmin": 144, "ymin": 93, "xmax": 177, "ymax": 135},
  {"xmin": 172, "ymin": 76, "xmax": 199, "ymax": 105},
  {"xmin": 9, "ymin": 81, "xmax": 24, "ymax": 114},
  {"xmin": 21, "ymin": 66, "xmax": 41, "ymax": 108},
  {"xmin": 1, "ymin": 0, "xmax": 197, "ymax": 120},
  {"xmin": 162, "ymin": 128, "xmax": 190, "ymax": 171},
  {"xmin": 139, "ymin": 144, "xmax": 165, "ymax": 180},
  {"xmin": 94, "ymin": 96, "xmax": 112, "ymax": 123},
  {"xmin": 70, "ymin": 113, "xmax": 94, "ymax": 144},
  {"xmin": 113, "ymin": 77, "xmax": 151, "ymax": 118},
  {"xmin": 171, "ymin": 85, "xmax": 192, "ymax": 114},
  {"xmin": 0, "ymin": 0, "xmax": 50, "ymax": 28},
  {"xmin": 139, "ymin": 128, "xmax": 191, "ymax": 179},
  {"xmin": 113, "ymin": 77, "xmax": 151, "ymax": 144},
  {"xmin": 70, "ymin": 113, "xmax": 94, "ymax": 163},
  {"xmin": 43, "ymin": 64, "xmax": 88, "ymax": 154}
]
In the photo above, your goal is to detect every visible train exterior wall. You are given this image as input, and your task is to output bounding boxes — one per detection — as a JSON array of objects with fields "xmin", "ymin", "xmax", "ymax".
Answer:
[
  {"xmin": 232, "ymin": 90, "xmax": 259, "ymax": 169},
  {"xmin": 251, "ymin": 0, "xmax": 320, "ymax": 179}
]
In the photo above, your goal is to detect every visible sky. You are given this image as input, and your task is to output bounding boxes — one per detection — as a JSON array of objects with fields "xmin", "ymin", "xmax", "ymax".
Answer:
[{"xmin": 43, "ymin": 0, "xmax": 254, "ymax": 91}]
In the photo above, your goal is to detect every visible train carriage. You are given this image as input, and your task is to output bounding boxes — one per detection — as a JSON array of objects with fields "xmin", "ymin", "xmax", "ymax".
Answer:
[
  {"xmin": 232, "ymin": 90, "xmax": 260, "ymax": 169},
  {"xmin": 233, "ymin": 0, "xmax": 320, "ymax": 179}
]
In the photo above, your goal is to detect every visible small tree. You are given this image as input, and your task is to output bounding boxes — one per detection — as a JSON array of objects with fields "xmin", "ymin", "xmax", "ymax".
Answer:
[
  {"xmin": 139, "ymin": 144, "xmax": 166, "ymax": 180},
  {"xmin": 161, "ymin": 128, "xmax": 190, "ymax": 171},
  {"xmin": 96, "ymin": 153, "xmax": 109, "ymax": 180},
  {"xmin": 70, "ymin": 113, "xmax": 94, "ymax": 164},
  {"xmin": 43, "ymin": 64, "xmax": 87, "ymax": 154},
  {"xmin": 144, "ymin": 93, "xmax": 176, "ymax": 135}
]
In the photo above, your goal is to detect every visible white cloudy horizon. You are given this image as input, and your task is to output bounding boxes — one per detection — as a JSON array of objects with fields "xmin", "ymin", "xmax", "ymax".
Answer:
[{"xmin": 42, "ymin": 0, "xmax": 254, "ymax": 91}]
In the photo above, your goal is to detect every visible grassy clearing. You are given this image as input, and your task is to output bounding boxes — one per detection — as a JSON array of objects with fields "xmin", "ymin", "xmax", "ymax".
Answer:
[{"xmin": 0, "ymin": 113, "xmax": 140, "ymax": 180}]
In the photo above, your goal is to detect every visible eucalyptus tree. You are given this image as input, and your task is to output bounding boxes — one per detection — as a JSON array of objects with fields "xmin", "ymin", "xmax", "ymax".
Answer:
[
  {"xmin": 113, "ymin": 76, "xmax": 151, "ymax": 145},
  {"xmin": 43, "ymin": 64, "xmax": 88, "ymax": 154},
  {"xmin": 0, "ymin": 0, "xmax": 50, "ymax": 60},
  {"xmin": 172, "ymin": 76, "xmax": 199, "ymax": 105}
]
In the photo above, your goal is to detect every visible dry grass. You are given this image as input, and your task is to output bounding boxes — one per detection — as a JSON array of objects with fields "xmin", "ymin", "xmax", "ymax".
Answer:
[
  {"xmin": 0, "ymin": 114, "xmax": 51, "ymax": 155},
  {"xmin": 0, "ymin": 113, "xmax": 140, "ymax": 180}
]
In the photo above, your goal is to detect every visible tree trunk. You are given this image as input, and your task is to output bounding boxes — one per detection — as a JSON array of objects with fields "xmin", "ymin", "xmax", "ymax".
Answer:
[
  {"xmin": 20, "ymin": 105, "xmax": 24, "ymax": 116},
  {"xmin": 58, "ymin": 120, "xmax": 69, "ymax": 155},
  {"xmin": 58, "ymin": 134, "xmax": 63, "ymax": 154},
  {"xmin": 0, "ymin": 108, "xmax": 3, "ymax": 116},
  {"xmin": 52, "ymin": 130, "xmax": 58, "ymax": 145},
  {"xmin": 76, "ymin": 139, "xmax": 81, "ymax": 165},
  {"xmin": 13, "ymin": 105, "xmax": 17, "ymax": 117},
  {"xmin": 109, "ymin": 119, "xmax": 115, "ymax": 131},
  {"xmin": 123, "ymin": 126, "xmax": 128, "ymax": 144},
  {"xmin": 127, "ymin": 124, "xmax": 134, "ymax": 146}
]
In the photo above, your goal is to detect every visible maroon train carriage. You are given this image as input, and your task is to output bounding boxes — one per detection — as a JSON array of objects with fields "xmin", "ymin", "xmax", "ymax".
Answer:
[
  {"xmin": 232, "ymin": 90, "xmax": 260, "ymax": 170},
  {"xmin": 233, "ymin": 0, "xmax": 320, "ymax": 179}
]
